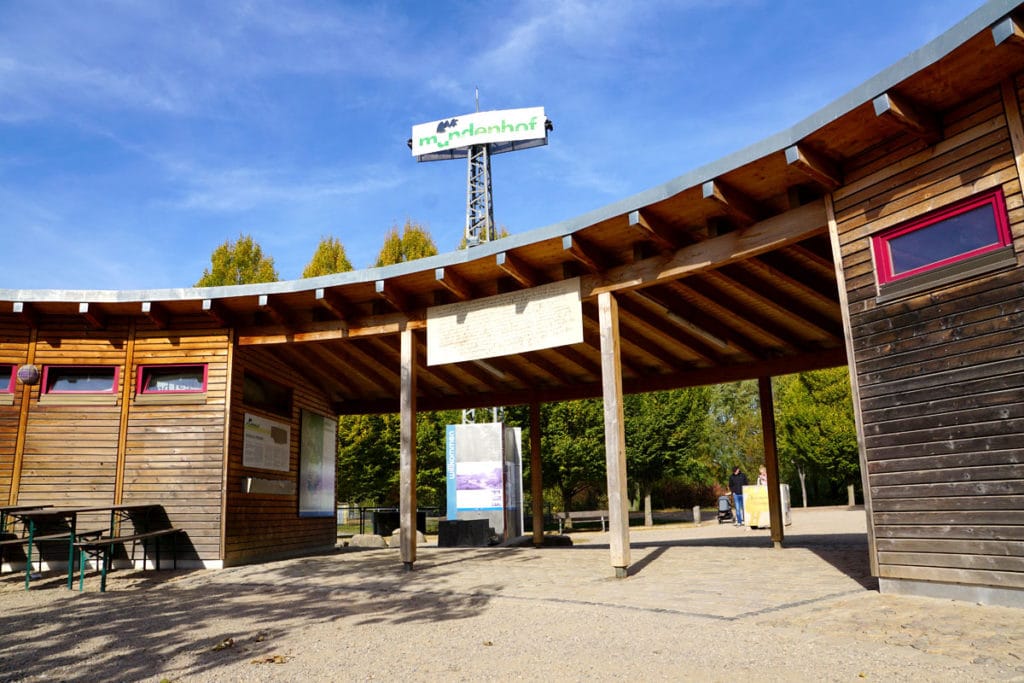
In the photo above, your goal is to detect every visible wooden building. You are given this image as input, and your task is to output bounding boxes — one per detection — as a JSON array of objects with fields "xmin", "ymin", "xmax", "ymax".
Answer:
[{"xmin": 2, "ymin": 0, "xmax": 1023, "ymax": 604}]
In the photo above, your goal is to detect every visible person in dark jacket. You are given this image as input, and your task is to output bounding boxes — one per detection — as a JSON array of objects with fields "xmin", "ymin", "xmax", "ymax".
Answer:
[{"xmin": 728, "ymin": 466, "xmax": 749, "ymax": 526}]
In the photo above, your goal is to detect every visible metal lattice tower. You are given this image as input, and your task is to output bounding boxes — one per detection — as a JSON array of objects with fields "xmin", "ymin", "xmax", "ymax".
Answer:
[{"xmin": 464, "ymin": 144, "xmax": 494, "ymax": 247}]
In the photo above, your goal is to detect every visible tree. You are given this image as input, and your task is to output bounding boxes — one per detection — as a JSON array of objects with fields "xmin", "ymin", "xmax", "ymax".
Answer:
[
  {"xmin": 336, "ymin": 414, "xmax": 401, "ymax": 506},
  {"xmin": 375, "ymin": 219, "xmax": 438, "ymax": 266},
  {"xmin": 195, "ymin": 233, "xmax": 278, "ymax": 286},
  {"xmin": 540, "ymin": 399, "xmax": 606, "ymax": 514},
  {"xmin": 303, "ymin": 236, "xmax": 353, "ymax": 277},
  {"xmin": 775, "ymin": 368, "xmax": 860, "ymax": 507},
  {"xmin": 625, "ymin": 387, "xmax": 712, "ymax": 525},
  {"xmin": 706, "ymin": 380, "xmax": 763, "ymax": 482}
]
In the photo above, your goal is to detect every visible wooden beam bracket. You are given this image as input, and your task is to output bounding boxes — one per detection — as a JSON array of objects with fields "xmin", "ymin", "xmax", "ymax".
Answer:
[
  {"xmin": 78, "ymin": 302, "xmax": 105, "ymax": 330},
  {"xmin": 140, "ymin": 301, "xmax": 169, "ymax": 329},
  {"xmin": 784, "ymin": 144, "xmax": 841, "ymax": 190},
  {"xmin": 701, "ymin": 180, "xmax": 762, "ymax": 225},
  {"xmin": 562, "ymin": 234, "xmax": 609, "ymax": 273},
  {"xmin": 12, "ymin": 302, "xmax": 37, "ymax": 328},
  {"xmin": 375, "ymin": 279, "xmax": 410, "ymax": 313},
  {"xmin": 872, "ymin": 92, "xmax": 941, "ymax": 143},
  {"xmin": 435, "ymin": 267, "xmax": 473, "ymax": 301},
  {"xmin": 496, "ymin": 251, "xmax": 541, "ymax": 288},
  {"xmin": 992, "ymin": 16, "xmax": 1024, "ymax": 46},
  {"xmin": 628, "ymin": 209, "xmax": 677, "ymax": 253}
]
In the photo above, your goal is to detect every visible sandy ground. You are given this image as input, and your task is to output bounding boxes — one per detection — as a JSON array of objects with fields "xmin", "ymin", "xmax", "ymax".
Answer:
[{"xmin": 2, "ymin": 506, "xmax": 1023, "ymax": 682}]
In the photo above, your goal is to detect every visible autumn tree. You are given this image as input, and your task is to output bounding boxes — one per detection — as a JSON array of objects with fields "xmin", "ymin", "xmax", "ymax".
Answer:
[
  {"xmin": 540, "ymin": 398, "xmax": 606, "ymax": 514},
  {"xmin": 303, "ymin": 236, "xmax": 353, "ymax": 277},
  {"xmin": 375, "ymin": 219, "xmax": 438, "ymax": 266},
  {"xmin": 195, "ymin": 233, "xmax": 278, "ymax": 286}
]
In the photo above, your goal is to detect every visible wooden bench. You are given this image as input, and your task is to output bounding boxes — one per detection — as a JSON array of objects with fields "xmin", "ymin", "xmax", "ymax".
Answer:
[
  {"xmin": 74, "ymin": 526, "xmax": 183, "ymax": 592},
  {"xmin": 555, "ymin": 510, "xmax": 608, "ymax": 534}
]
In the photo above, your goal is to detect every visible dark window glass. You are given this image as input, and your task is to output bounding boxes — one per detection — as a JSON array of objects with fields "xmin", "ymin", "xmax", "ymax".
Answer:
[
  {"xmin": 0, "ymin": 365, "xmax": 13, "ymax": 392},
  {"xmin": 139, "ymin": 365, "xmax": 207, "ymax": 393},
  {"xmin": 243, "ymin": 372, "xmax": 292, "ymax": 417},
  {"xmin": 44, "ymin": 366, "xmax": 117, "ymax": 393}
]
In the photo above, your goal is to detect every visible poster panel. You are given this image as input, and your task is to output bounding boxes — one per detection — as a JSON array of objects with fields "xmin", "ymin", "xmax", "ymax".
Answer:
[
  {"xmin": 243, "ymin": 412, "xmax": 290, "ymax": 472},
  {"xmin": 299, "ymin": 410, "xmax": 338, "ymax": 518}
]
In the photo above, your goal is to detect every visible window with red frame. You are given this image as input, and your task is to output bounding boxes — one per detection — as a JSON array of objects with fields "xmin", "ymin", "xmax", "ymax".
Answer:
[
  {"xmin": 42, "ymin": 366, "xmax": 119, "ymax": 394},
  {"xmin": 873, "ymin": 189, "xmax": 1012, "ymax": 286},
  {"xmin": 137, "ymin": 364, "xmax": 208, "ymax": 394},
  {"xmin": 0, "ymin": 365, "xmax": 14, "ymax": 393}
]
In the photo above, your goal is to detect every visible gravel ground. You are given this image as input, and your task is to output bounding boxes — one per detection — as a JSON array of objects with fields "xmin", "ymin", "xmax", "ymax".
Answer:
[{"xmin": 2, "ymin": 507, "xmax": 1023, "ymax": 682}]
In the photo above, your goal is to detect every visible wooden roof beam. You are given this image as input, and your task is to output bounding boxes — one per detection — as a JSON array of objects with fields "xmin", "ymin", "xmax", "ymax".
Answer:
[
  {"xmin": 562, "ymin": 234, "xmax": 609, "ymax": 273},
  {"xmin": 202, "ymin": 299, "xmax": 230, "ymax": 326},
  {"xmin": 315, "ymin": 288, "xmax": 354, "ymax": 321},
  {"xmin": 626, "ymin": 290, "xmax": 758, "ymax": 358},
  {"xmin": 628, "ymin": 209, "xmax": 678, "ymax": 254},
  {"xmin": 992, "ymin": 16, "xmax": 1024, "ymax": 46},
  {"xmin": 496, "ymin": 251, "xmax": 541, "ymax": 288},
  {"xmin": 140, "ymin": 302, "xmax": 169, "ymax": 329},
  {"xmin": 78, "ymin": 302, "xmax": 105, "ymax": 330},
  {"xmin": 258, "ymin": 294, "xmax": 292, "ymax": 326},
  {"xmin": 12, "ymin": 302, "xmax": 37, "ymax": 327},
  {"xmin": 701, "ymin": 179, "xmax": 762, "ymax": 226},
  {"xmin": 375, "ymin": 279, "xmax": 411, "ymax": 313},
  {"xmin": 785, "ymin": 144, "xmax": 841, "ymax": 190},
  {"xmin": 872, "ymin": 92, "xmax": 941, "ymax": 144},
  {"xmin": 435, "ymin": 267, "xmax": 473, "ymax": 301}
]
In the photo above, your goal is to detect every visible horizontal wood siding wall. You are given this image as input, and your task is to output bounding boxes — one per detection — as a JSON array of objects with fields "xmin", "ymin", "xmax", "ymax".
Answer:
[
  {"xmin": 223, "ymin": 345, "xmax": 336, "ymax": 565},
  {"xmin": 19, "ymin": 318, "xmax": 130, "ymax": 526},
  {"xmin": 833, "ymin": 78, "xmax": 1024, "ymax": 590},
  {"xmin": 0, "ymin": 320, "xmax": 30, "ymax": 504},
  {"xmin": 122, "ymin": 318, "xmax": 230, "ymax": 563}
]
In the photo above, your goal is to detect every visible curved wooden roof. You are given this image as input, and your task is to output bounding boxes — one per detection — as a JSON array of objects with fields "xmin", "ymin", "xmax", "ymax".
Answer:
[{"xmin": 4, "ymin": 0, "xmax": 1022, "ymax": 414}]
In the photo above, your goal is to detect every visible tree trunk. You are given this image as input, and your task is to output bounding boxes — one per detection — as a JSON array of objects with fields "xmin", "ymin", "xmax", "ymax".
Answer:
[
  {"xmin": 847, "ymin": 483, "xmax": 856, "ymax": 507},
  {"xmin": 644, "ymin": 490, "xmax": 653, "ymax": 527},
  {"xmin": 798, "ymin": 467, "xmax": 808, "ymax": 508},
  {"xmin": 562, "ymin": 491, "xmax": 574, "ymax": 530}
]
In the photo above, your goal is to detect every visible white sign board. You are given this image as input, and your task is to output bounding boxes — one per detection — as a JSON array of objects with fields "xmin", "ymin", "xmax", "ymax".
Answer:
[
  {"xmin": 243, "ymin": 412, "xmax": 291, "ymax": 472},
  {"xmin": 412, "ymin": 107, "xmax": 547, "ymax": 161},
  {"xmin": 426, "ymin": 277, "xmax": 583, "ymax": 366}
]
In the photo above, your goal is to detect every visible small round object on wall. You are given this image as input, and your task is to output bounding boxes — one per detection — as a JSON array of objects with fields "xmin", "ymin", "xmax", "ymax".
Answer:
[{"xmin": 16, "ymin": 364, "xmax": 41, "ymax": 386}]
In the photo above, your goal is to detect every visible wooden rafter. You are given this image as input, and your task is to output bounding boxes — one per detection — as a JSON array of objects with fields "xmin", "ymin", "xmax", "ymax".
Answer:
[
  {"xmin": 563, "ymin": 234, "xmax": 609, "ymax": 273},
  {"xmin": 258, "ymin": 294, "xmax": 292, "ymax": 326},
  {"xmin": 140, "ymin": 302, "xmax": 169, "ymax": 329},
  {"xmin": 872, "ymin": 92, "xmax": 941, "ymax": 143},
  {"xmin": 615, "ymin": 299, "xmax": 718, "ymax": 366},
  {"xmin": 701, "ymin": 179, "xmax": 761, "ymax": 225},
  {"xmin": 202, "ymin": 299, "xmax": 230, "ymax": 326},
  {"xmin": 669, "ymin": 279, "xmax": 795, "ymax": 352},
  {"xmin": 295, "ymin": 344, "xmax": 362, "ymax": 397},
  {"xmin": 496, "ymin": 251, "xmax": 542, "ymax": 288},
  {"xmin": 78, "ymin": 303, "xmax": 105, "ymax": 330},
  {"xmin": 12, "ymin": 302, "xmax": 37, "ymax": 328},
  {"xmin": 629, "ymin": 288, "xmax": 758, "ymax": 358},
  {"xmin": 435, "ymin": 267, "xmax": 473, "ymax": 301},
  {"xmin": 737, "ymin": 258, "xmax": 842, "ymax": 321},
  {"xmin": 375, "ymin": 279, "xmax": 411, "ymax": 313},
  {"xmin": 785, "ymin": 144, "xmax": 841, "ymax": 190},
  {"xmin": 628, "ymin": 209, "xmax": 677, "ymax": 253},
  {"xmin": 315, "ymin": 288, "xmax": 354, "ymax": 321}
]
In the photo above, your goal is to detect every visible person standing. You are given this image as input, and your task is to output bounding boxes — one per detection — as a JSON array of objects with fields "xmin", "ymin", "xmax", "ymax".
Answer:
[
  {"xmin": 729, "ymin": 466, "xmax": 749, "ymax": 526},
  {"xmin": 757, "ymin": 465, "xmax": 768, "ymax": 486}
]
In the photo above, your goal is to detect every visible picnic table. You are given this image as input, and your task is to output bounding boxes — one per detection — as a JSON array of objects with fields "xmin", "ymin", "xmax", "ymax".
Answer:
[{"xmin": 3, "ymin": 503, "xmax": 178, "ymax": 591}]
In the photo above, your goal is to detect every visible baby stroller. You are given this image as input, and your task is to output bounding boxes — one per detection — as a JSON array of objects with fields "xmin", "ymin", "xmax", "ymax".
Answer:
[{"xmin": 717, "ymin": 495, "xmax": 733, "ymax": 524}]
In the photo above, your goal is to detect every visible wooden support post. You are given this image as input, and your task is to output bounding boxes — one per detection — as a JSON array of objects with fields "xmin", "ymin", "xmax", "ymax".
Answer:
[
  {"xmin": 113, "ymin": 320, "xmax": 137, "ymax": 509},
  {"xmin": 399, "ymin": 326, "xmax": 417, "ymax": 570},
  {"xmin": 8, "ymin": 328, "xmax": 37, "ymax": 505},
  {"xmin": 758, "ymin": 376, "xmax": 784, "ymax": 548},
  {"xmin": 598, "ymin": 292, "xmax": 630, "ymax": 576},
  {"xmin": 530, "ymin": 400, "xmax": 543, "ymax": 547}
]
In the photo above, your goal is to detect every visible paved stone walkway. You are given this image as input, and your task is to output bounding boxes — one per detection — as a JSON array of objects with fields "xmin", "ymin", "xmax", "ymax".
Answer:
[{"xmin": 2, "ymin": 506, "xmax": 1023, "ymax": 681}]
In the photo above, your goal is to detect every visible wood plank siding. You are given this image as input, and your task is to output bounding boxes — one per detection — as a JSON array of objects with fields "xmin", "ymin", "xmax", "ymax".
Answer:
[
  {"xmin": 1, "ymin": 317, "xmax": 231, "ymax": 564},
  {"xmin": 833, "ymin": 76, "xmax": 1024, "ymax": 590},
  {"xmin": 222, "ymin": 345, "xmax": 337, "ymax": 566}
]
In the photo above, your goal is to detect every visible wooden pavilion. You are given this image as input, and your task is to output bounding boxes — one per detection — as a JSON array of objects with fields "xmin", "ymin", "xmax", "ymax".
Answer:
[{"xmin": 2, "ymin": 0, "xmax": 1023, "ymax": 606}]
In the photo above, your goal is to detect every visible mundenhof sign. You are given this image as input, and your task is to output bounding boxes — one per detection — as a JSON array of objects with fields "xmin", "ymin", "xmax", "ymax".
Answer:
[{"xmin": 411, "ymin": 107, "xmax": 548, "ymax": 161}]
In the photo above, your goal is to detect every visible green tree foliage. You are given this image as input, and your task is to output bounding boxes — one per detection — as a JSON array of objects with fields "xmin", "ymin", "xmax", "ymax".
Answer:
[
  {"xmin": 375, "ymin": 219, "xmax": 438, "ymax": 266},
  {"xmin": 539, "ymin": 399, "xmax": 606, "ymax": 513},
  {"xmin": 336, "ymin": 410, "xmax": 459, "ymax": 509},
  {"xmin": 195, "ymin": 233, "xmax": 278, "ymax": 286},
  {"xmin": 775, "ymin": 368, "xmax": 860, "ymax": 506},
  {"xmin": 625, "ymin": 387, "xmax": 713, "ymax": 524},
  {"xmin": 302, "ymin": 236, "xmax": 353, "ymax": 277},
  {"xmin": 706, "ymin": 380, "xmax": 763, "ymax": 480}
]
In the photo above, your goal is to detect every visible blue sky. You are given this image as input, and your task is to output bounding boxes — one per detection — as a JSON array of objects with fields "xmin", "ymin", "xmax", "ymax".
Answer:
[{"xmin": 0, "ymin": 0, "xmax": 987, "ymax": 291}]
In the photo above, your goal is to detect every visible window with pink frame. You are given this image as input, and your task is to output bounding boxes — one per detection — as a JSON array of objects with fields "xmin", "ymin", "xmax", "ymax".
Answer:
[
  {"xmin": 873, "ymin": 188, "xmax": 1012, "ymax": 287},
  {"xmin": 137, "ymin": 364, "xmax": 208, "ymax": 395},
  {"xmin": 0, "ymin": 365, "xmax": 14, "ymax": 393},
  {"xmin": 42, "ymin": 366, "xmax": 119, "ymax": 394}
]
